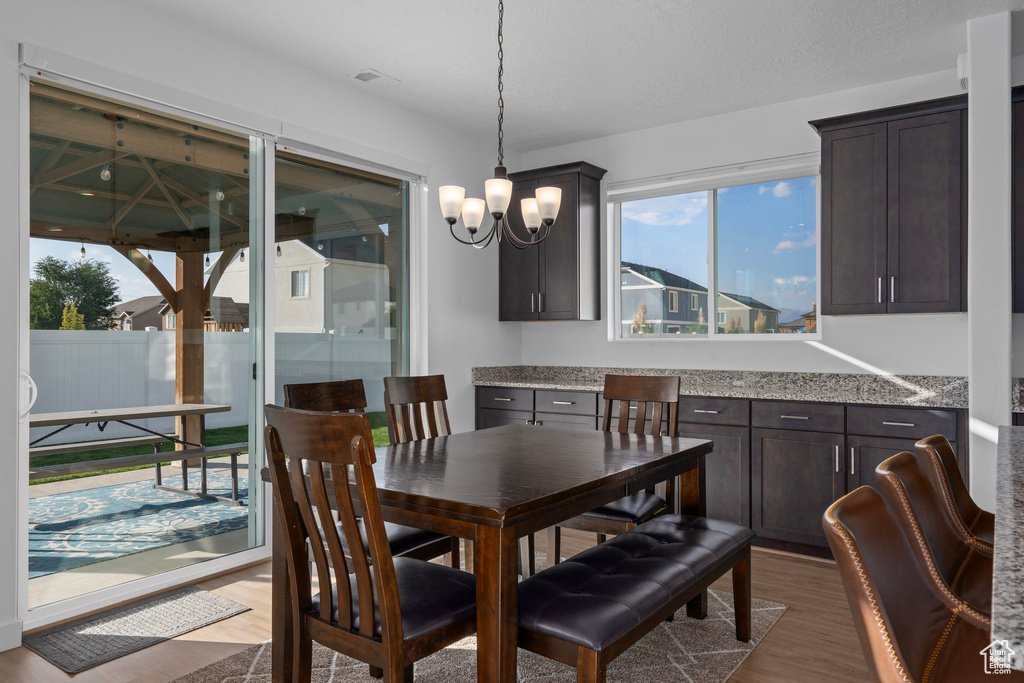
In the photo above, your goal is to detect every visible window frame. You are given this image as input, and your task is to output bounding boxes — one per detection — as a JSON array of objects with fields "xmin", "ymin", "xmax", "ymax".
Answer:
[
  {"xmin": 289, "ymin": 269, "xmax": 311, "ymax": 299},
  {"xmin": 607, "ymin": 153, "xmax": 821, "ymax": 342},
  {"xmin": 668, "ymin": 290, "xmax": 678, "ymax": 313}
]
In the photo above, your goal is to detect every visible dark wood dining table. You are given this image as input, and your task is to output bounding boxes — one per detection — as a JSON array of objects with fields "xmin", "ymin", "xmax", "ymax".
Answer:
[{"xmin": 265, "ymin": 423, "xmax": 713, "ymax": 683}]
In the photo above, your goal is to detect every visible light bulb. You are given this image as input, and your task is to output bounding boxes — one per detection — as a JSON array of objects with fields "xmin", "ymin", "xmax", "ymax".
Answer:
[
  {"xmin": 215, "ymin": 185, "xmax": 225, "ymax": 201},
  {"xmin": 205, "ymin": 254, "xmax": 210, "ymax": 267},
  {"xmin": 239, "ymin": 249, "xmax": 245, "ymax": 263},
  {"xmin": 298, "ymin": 206, "xmax": 306, "ymax": 216},
  {"xmin": 317, "ymin": 241, "xmax": 324, "ymax": 251},
  {"xmin": 79, "ymin": 244, "xmax": 86, "ymax": 258},
  {"xmin": 461, "ymin": 198, "xmax": 486, "ymax": 233},
  {"xmin": 485, "ymin": 177, "xmax": 513, "ymax": 218},
  {"xmin": 521, "ymin": 198, "xmax": 542, "ymax": 231},
  {"xmin": 100, "ymin": 163, "xmax": 111, "ymax": 182},
  {"xmin": 438, "ymin": 185, "xmax": 465, "ymax": 224},
  {"xmin": 276, "ymin": 244, "xmax": 282, "ymax": 257},
  {"xmin": 536, "ymin": 186, "xmax": 562, "ymax": 224}
]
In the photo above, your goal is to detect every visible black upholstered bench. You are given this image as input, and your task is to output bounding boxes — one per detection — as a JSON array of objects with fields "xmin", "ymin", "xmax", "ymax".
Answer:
[{"xmin": 518, "ymin": 514, "xmax": 755, "ymax": 683}]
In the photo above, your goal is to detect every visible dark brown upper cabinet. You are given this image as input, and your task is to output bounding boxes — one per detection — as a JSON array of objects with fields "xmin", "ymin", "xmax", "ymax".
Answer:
[
  {"xmin": 499, "ymin": 162, "xmax": 606, "ymax": 321},
  {"xmin": 811, "ymin": 96, "xmax": 967, "ymax": 315}
]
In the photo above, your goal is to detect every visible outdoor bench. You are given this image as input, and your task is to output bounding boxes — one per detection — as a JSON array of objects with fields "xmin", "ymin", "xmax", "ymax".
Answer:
[{"xmin": 517, "ymin": 514, "xmax": 754, "ymax": 683}]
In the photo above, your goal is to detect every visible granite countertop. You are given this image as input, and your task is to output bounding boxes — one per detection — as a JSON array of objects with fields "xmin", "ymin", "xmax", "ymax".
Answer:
[
  {"xmin": 473, "ymin": 366, "xmax": 970, "ymax": 409},
  {"xmin": 993, "ymin": 426, "xmax": 1024, "ymax": 670}
]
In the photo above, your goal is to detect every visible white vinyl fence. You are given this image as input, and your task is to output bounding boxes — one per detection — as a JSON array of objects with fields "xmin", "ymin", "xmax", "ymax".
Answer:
[{"xmin": 29, "ymin": 330, "xmax": 396, "ymax": 444}]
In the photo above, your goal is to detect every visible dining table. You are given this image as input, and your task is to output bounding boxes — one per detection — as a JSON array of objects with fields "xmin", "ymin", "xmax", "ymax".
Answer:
[{"xmin": 264, "ymin": 423, "xmax": 713, "ymax": 683}]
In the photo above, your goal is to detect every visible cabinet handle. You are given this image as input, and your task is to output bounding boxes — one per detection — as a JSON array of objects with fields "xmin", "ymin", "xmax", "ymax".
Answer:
[
  {"xmin": 693, "ymin": 409, "xmax": 720, "ymax": 414},
  {"xmin": 780, "ymin": 415, "xmax": 809, "ymax": 420},
  {"xmin": 531, "ymin": 293, "xmax": 535, "ymax": 313},
  {"xmin": 850, "ymin": 447, "xmax": 855, "ymax": 475},
  {"xmin": 539, "ymin": 292, "xmax": 544, "ymax": 312},
  {"xmin": 890, "ymin": 276, "xmax": 895, "ymax": 303},
  {"xmin": 493, "ymin": 397, "xmax": 513, "ymax": 402},
  {"xmin": 552, "ymin": 401, "xmax": 575, "ymax": 405},
  {"xmin": 835, "ymin": 445, "xmax": 841, "ymax": 473},
  {"xmin": 877, "ymin": 277, "xmax": 882, "ymax": 304},
  {"xmin": 882, "ymin": 421, "xmax": 915, "ymax": 427}
]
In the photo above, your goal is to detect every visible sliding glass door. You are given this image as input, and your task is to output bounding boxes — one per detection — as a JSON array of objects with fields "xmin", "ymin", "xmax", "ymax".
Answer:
[{"xmin": 26, "ymin": 81, "xmax": 264, "ymax": 609}]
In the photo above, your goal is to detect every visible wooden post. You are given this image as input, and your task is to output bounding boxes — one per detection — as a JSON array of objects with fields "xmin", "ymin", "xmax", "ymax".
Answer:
[{"xmin": 176, "ymin": 252, "xmax": 205, "ymax": 455}]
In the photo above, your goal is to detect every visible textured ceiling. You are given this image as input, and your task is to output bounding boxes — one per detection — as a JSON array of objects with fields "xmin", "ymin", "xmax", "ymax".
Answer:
[{"xmin": 136, "ymin": 0, "xmax": 1024, "ymax": 151}]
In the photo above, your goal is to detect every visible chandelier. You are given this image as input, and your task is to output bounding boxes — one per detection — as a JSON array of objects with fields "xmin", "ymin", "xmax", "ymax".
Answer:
[{"xmin": 438, "ymin": 0, "xmax": 561, "ymax": 250}]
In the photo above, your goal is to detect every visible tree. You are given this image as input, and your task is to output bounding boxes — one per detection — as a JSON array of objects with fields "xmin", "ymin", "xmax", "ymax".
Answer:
[
  {"xmin": 754, "ymin": 309, "xmax": 767, "ymax": 334},
  {"xmin": 60, "ymin": 302, "xmax": 86, "ymax": 330},
  {"xmin": 631, "ymin": 299, "xmax": 655, "ymax": 334},
  {"xmin": 30, "ymin": 256, "xmax": 119, "ymax": 330},
  {"xmin": 694, "ymin": 306, "xmax": 708, "ymax": 335}
]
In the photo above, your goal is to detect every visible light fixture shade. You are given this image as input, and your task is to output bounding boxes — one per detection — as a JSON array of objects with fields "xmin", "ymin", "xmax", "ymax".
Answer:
[
  {"xmin": 439, "ymin": 185, "xmax": 466, "ymax": 220},
  {"xmin": 521, "ymin": 198, "xmax": 541, "ymax": 229},
  {"xmin": 485, "ymin": 177, "xmax": 513, "ymax": 216},
  {"xmin": 536, "ymin": 186, "xmax": 562, "ymax": 222},
  {"xmin": 462, "ymin": 198, "xmax": 487, "ymax": 230}
]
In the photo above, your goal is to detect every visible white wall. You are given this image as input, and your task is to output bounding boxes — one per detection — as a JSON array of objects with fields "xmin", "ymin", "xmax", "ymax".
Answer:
[{"xmin": 0, "ymin": 0, "xmax": 523, "ymax": 646}]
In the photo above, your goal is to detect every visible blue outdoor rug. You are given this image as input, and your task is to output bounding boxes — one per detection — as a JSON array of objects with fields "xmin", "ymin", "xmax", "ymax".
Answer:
[{"xmin": 30, "ymin": 472, "xmax": 250, "ymax": 578}]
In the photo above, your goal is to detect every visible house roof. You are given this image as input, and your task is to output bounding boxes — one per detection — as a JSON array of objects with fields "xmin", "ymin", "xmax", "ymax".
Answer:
[
  {"xmin": 158, "ymin": 296, "xmax": 249, "ymax": 326},
  {"xmin": 621, "ymin": 261, "xmax": 707, "ymax": 293},
  {"xmin": 719, "ymin": 292, "xmax": 779, "ymax": 313},
  {"xmin": 779, "ymin": 319, "xmax": 806, "ymax": 330},
  {"xmin": 113, "ymin": 296, "xmax": 166, "ymax": 319}
]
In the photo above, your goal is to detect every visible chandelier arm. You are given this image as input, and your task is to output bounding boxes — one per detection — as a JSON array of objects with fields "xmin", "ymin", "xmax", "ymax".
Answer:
[
  {"xmin": 502, "ymin": 220, "xmax": 549, "ymax": 249},
  {"xmin": 448, "ymin": 222, "xmax": 496, "ymax": 247}
]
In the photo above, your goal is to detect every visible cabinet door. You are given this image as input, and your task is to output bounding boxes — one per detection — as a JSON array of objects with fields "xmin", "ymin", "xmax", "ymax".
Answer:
[
  {"xmin": 538, "ymin": 173, "xmax": 581, "ymax": 320},
  {"xmin": 820, "ymin": 123, "xmax": 888, "ymax": 315},
  {"xmin": 887, "ymin": 111, "xmax": 963, "ymax": 313},
  {"xmin": 477, "ymin": 408, "xmax": 533, "ymax": 429},
  {"xmin": 678, "ymin": 423, "xmax": 750, "ymax": 528},
  {"xmin": 752, "ymin": 428, "xmax": 845, "ymax": 547},
  {"xmin": 847, "ymin": 435, "xmax": 919, "ymax": 491},
  {"xmin": 499, "ymin": 178, "xmax": 540, "ymax": 321}
]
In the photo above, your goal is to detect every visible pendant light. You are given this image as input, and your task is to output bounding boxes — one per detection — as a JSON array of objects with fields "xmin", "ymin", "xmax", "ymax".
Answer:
[{"xmin": 439, "ymin": 0, "xmax": 561, "ymax": 250}]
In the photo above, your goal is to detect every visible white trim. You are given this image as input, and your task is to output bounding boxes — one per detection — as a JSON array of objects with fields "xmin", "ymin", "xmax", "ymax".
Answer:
[
  {"xmin": 0, "ymin": 618, "xmax": 22, "ymax": 652},
  {"xmin": 669, "ymin": 290, "xmax": 679, "ymax": 313},
  {"xmin": 15, "ymin": 62, "xmax": 31, "ymax": 634},
  {"xmin": 606, "ymin": 202, "xmax": 621, "ymax": 341},
  {"xmin": 278, "ymin": 127, "xmax": 427, "ymax": 182},
  {"xmin": 410, "ymin": 182, "xmax": 427, "ymax": 375}
]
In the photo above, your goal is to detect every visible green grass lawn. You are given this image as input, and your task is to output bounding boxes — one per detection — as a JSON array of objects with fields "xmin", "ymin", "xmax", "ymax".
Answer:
[{"xmin": 31, "ymin": 412, "xmax": 391, "ymax": 485}]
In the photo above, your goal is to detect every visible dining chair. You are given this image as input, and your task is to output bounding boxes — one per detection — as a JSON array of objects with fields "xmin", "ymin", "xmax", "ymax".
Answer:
[
  {"xmin": 875, "ymin": 451, "xmax": 992, "ymax": 614},
  {"xmin": 382, "ymin": 374, "xmax": 452, "ymax": 444},
  {"xmin": 823, "ymin": 485, "xmax": 1002, "ymax": 682},
  {"xmin": 283, "ymin": 379, "xmax": 460, "ymax": 569},
  {"xmin": 264, "ymin": 405, "xmax": 477, "ymax": 683},
  {"xmin": 547, "ymin": 374, "xmax": 680, "ymax": 566},
  {"xmin": 915, "ymin": 434, "xmax": 995, "ymax": 550}
]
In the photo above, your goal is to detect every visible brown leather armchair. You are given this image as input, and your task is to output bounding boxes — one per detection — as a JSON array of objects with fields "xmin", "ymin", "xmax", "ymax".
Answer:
[
  {"xmin": 875, "ymin": 451, "xmax": 991, "ymax": 615},
  {"xmin": 915, "ymin": 435, "xmax": 994, "ymax": 552},
  {"xmin": 823, "ymin": 486, "xmax": 1015, "ymax": 682}
]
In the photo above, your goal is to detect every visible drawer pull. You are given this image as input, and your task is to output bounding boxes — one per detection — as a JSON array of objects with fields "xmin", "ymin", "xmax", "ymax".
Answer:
[
  {"xmin": 552, "ymin": 401, "xmax": 575, "ymax": 405},
  {"xmin": 780, "ymin": 415, "xmax": 810, "ymax": 420},
  {"xmin": 882, "ymin": 421, "xmax": 915, "ymax": 427},
  {"xmin": 693, "ymin": 409, "xmax": 720, "ymax": 414},
  {"xmin": 493, "ymin": 397, "xmax": 513, "ymax": 402},
  {"xmin": 834, "ymin": 445, "xmax": 840, "ymax": 473},
  {"xmin": 850, "ymin": 447, "xmax": 855, "ymax": 475}
]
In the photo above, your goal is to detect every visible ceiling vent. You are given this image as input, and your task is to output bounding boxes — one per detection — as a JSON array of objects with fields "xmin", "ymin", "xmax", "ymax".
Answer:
[{"xmin": 349, "ymin": 68, "xmax": 400, "ymax": 87}]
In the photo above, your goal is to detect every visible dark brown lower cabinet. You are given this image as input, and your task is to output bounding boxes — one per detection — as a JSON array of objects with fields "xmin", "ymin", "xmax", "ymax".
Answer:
[
  {"xmin": 677, "ymin": 423, "xmax": 750, "ymax": 527},
  {"xmin": 533, "ymin": 412, "xmax": 596, "ymax": 431},
  {"xmin": 847, "ymin": 435, "xmax": 919, "ymax": 491},
  {"xmin": 477, "ymin": 408, "xmax": 533, "ymax": 429},
  {"xmin": 752, "ymin": 428, "xmax": 845, "ymax": 547}
]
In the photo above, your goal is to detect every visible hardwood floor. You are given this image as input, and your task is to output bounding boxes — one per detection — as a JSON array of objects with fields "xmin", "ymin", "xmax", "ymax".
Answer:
[{"xmin": 0, "ymin": 530, "xmax": 870, "ymax": 682}]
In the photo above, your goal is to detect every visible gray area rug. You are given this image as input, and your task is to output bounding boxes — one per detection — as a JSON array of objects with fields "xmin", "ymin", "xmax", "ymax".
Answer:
[
  {"xmin": 172, "ymin": 589, "xmax": 786, "ymax": 682},
  {"xmin": 24, "ymin": 585, "xmax": 250, "ymax": 673}
]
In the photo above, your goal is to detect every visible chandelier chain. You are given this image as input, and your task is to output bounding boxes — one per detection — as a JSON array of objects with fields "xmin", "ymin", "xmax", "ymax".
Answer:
[{"xmin": 497, "ymin": 0, "xmax": 504, "ymax": 166}]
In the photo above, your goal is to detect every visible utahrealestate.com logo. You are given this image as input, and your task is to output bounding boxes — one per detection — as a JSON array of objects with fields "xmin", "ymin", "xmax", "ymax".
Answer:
[{"xmin": 981, "ymin": 640, "xmax": 1016, "ymax": 675}]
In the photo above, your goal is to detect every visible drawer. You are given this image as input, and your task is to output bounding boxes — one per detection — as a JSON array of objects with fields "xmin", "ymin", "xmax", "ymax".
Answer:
[
  {"xmin": 678, "ymin": 396, "xmax": 750, "ymax": 426},
  {"xmin": 535, "ymin": 390, "xmax": 598, "ymax": 416},
  {"xmin": 847, "ymin": 405, "xmax": 956, "ymax": 440},
  {"xmin": 751, "ymin": 401, "xmax": 844, "ymax": 433},
  {"xmin": 533, "ymin": 412, "xmax": 597, "ymax": 431},
  {"xmin": 477, "ymin": 386, "xmax": 533, "ymax": 411}
]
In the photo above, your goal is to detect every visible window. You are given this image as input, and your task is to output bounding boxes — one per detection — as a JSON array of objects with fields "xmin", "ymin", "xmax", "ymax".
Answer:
[
  {"xmin": 614, "ymin": 167, "xmax": 817, "ymax": 339},
  {"xmin": 290, "ymin": 269, "xmax": 310, "ymax": 298},
  {"xmin": 667, "ymin": 325, "xmax": 680, "ymax": 334}
]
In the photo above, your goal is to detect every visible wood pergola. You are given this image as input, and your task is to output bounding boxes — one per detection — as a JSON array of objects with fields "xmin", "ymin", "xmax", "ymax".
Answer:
[{"xmin": 29, "ymin": 82, "xmax": 404, "ymax": 446}]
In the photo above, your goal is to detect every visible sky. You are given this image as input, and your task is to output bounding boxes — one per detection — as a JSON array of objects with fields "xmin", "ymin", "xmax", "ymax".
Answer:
[{"xmin": 620, "ymin": 176, "xmax": 817, "ymax": 321}]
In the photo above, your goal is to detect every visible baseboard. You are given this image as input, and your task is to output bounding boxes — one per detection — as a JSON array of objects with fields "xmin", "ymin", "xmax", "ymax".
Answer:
[{"xmin": 0, "ymin": 617, "xmax": 24, "ymax": 652}]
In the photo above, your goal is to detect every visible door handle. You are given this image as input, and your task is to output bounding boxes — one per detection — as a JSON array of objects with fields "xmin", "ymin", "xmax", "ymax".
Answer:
[{"xmin": 19, "ymin": 370, "xmax": 38, "ymax": 420}]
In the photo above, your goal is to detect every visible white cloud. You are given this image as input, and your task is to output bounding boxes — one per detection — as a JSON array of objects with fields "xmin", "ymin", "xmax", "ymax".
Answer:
[
  {"xmin": 622, "ymin": 195, "xmax": 708, "ymax": 226},
  {"xmin": 772, "ymin": 181, "xmax": 793, "ymax": 198},
  {"xmin": 772, "ymin": 232, "xmax": 816, "ymax": 254},
  {"xmin": 757, "ymin": 186, "xmax": 768, "ymax": 195}
]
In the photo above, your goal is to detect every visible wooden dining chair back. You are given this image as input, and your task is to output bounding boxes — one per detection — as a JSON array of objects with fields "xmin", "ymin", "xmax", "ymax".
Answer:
[
  {"xmin": 283, "ymin": 379, "xmax": 367, "ymax": 413},
  {"xmin": 601, "ymin": 374, "xmax": 680, "ymax": 437},
  {"xmin": 383, "ymin": 375, "xmax": 452, "ymax": 444},
  {"xmin": 264, "ymin": 405, "xmax": 476, "ymax": 682}
]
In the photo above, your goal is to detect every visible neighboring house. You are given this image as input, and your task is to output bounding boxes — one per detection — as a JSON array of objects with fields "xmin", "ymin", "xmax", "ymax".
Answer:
[
  {"xmin": 717, "ymin": 293, "xmax": 780, "ymax": 333},
  {"xmin": 159, "ymin": 296, "xmax": 249, "ymax": 332},
  {"xmin": 619, "ymin": 261, "xmax": 709, "ymax": 336},
  {"xmin": 780, "ymin": 303, "xmax": 818, "ymax": 334},
  {"xmin": 111, "ymin": 295, "xmax": 166, "ymax": 331},
  {"xmin": 214, "ymin": 240, "xmax": 393, "ymax": 336}
]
